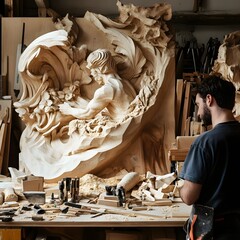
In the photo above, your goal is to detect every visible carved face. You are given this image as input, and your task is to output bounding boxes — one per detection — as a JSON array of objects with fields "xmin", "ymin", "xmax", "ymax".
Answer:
[{"xmin": 90, "ymin": 68, "xmax": 104, "ymax": 85}]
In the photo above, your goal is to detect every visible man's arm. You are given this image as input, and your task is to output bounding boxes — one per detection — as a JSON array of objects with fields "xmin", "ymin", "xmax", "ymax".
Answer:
[{"xmin": 178, "ymin": 179, "xmax": 202, "ymax": 205}]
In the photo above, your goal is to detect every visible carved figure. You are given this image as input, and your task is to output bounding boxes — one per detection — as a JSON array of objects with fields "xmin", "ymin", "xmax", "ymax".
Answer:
[
  {"xmin": 59, "ymin": 49, "xmax": 135, "ymax": 122},
  {"xmin": 14, "ymin": 1, "xmax": 175, "ymax": 181}
]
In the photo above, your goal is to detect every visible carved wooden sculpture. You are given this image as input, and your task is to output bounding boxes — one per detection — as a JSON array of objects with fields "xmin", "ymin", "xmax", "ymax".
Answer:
[
  {"xmin": 211, "ymin": 30, "xmax": 240, "ymax": 120},
  {"xmin": 14, "ymin": 1, "xmax": 175, "ymax": 181}
]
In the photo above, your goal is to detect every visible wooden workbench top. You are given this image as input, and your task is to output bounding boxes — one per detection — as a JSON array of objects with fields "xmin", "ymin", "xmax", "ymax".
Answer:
[
  {"xmin": 0, "ymin": 202, "xmax": 191, "ymax": 228},
  {"xmin": 0, "ymin": 174, "xmax": 191, "ymax": 228}
]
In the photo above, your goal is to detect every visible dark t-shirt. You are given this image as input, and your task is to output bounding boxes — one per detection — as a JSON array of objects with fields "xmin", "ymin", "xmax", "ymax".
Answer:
[{"xmin": 179, "ymin": 121, "xmax": 240, "ymax": 216}]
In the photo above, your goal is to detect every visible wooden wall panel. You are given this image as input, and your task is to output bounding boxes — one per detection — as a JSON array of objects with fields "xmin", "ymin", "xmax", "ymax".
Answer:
[{"xmin": 2, "ymin": 18, "xmax": 55, "ymax": 101}]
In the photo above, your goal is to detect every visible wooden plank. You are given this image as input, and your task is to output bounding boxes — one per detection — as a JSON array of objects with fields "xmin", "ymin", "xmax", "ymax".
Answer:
[
  {"xmin": 176, "ymin": 136, "xmax": 197, "ymax": 149},
  {"xmin": 64, "ymin": 201, "xmax": 188, "ymax": 219},
  {"xmin": 181, "ymin": 81, "xmax": 191, "ymax": 136},
  {"xmin": 106, "ymin": 230, "xmax": 142, "ymax": 240},
  {"xmin": 0, "ymin": 228, "xmax": 21, "ymax": 240},
  {"xmin": 175, "ymin": 79, "xmax": 184, "ymax": 135},
  {"xmin": 1, "ymin": 18, "xmax": 56, "ymax": 100},
  {"xmin": 184, "ymin": 116, "xmax": 191, "ymax": 136},
  {"xmin": 142, "ymin": 199, "xmax": 172, "ymax": 206},
  {"xmin": 0, "ymin": 123, "xmax": 7, "ymax": 172},
  {"xmin": 151, "ymin": 228, "xmax": 176, "ymax": 240},
  {"xmin": 97, "ymin": 199, "xmax": 120, "ymax": 207},
  {"xmin": 168, "ymin": 149, "xmax": 189, "ymax": 162},
  {"xmin": 0, "ymin": 75, "xmax": 7, "ymax": 98},
  {"xmin": 0, "ymin": 100, "xmax": 12, "ymax": 175}
]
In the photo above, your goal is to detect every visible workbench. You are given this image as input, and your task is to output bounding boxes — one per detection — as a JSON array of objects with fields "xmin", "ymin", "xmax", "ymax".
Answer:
[
  {"xmin": 0, "ymin": 172, "xmax": 191, "ymax": 239},
  {"xmin": 0, "ymin": 202, "xmax": 191, "ymax": 227},
  {"xmin": 0, "ymin": 201, "xmax": 191, "ymax": 240}
]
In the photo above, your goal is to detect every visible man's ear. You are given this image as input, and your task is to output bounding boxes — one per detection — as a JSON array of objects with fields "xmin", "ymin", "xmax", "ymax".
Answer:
[{"xmin": 206, "ymin": 94, "xmax": 213, "ymax": 107}]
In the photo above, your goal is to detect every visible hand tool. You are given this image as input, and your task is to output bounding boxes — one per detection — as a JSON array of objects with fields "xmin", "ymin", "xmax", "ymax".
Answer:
[
  {"xmin": 91, "ymin": 208, "xmax": 106, "ymax": 218},
  {"xmin": 70, "ymin": 177, "xmax": 80, "ymax": 203},
  {"xmin": 60, "ymin": 206, "xmax": 69, "ymax": 214},
  {"xmin": 64, "ymin": 178, "xmax": 71, "ymax": 202},
  {"xmin": 59, "ymin": 180, "xmax": 64, "ymax": 202},
  {"xmin": 33, "ymin": 204, "xmax": 69, "ymax": 214},
  {"xmin": 0, "ymin": 215, "xmax": 13, "ymax": 222},
  {"xmin": 0, "ymin": 209, "xmax": 16, "ymax": 216},
  {"xmin": 64, "ymin": 201, "xmax": 82, "ymax": 209},
  {"xmin": 66, "ymin": 201, "xmax": 163, "ymax": 219},
  {"xmin": 31, "ymin": 214, "xmax": 44, "ymax": 221},
  {"xmin": 105, "ymin": 185, "xmax": 125, "ymax": 206},
  {"xmin": 23, "ymin": 191, "xmax": 45, "ymax": 204},
  {"xmin": 33, "ymin": 204, "xmax": 45, "ymax": 214},
  {"xmin": 64, "ymin": 202, "xmax": 106, "ymax": 216},
  {"xmin": 59, "ymin": 178, "xmax": 71, "ymax": 203}
]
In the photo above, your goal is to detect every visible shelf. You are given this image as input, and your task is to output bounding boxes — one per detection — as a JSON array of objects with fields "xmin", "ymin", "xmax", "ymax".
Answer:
[{"xmin": 171, "ymin": 11, "xmax": 240, "ymax": 25}]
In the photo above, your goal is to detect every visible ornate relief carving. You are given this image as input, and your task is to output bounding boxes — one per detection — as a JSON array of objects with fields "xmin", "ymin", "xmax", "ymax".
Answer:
[{"xmin": 14, "ymin": 1, "xmax": 174, "ymax": 181}]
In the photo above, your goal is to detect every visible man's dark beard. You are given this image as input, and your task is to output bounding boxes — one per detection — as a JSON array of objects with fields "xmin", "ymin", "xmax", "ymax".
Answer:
[{"xmin": 201, "ymin": 104, "xmax": 212, "ymax": 127}]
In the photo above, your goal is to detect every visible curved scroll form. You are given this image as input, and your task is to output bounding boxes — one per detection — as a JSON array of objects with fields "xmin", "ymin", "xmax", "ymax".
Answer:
[
  {"xmin": 211, "ymin": 30, "xmax": 240, "ymax": 119},
  {"xmin": 14, "ymin": 1, "xmax": 175, "ymax": 181}
]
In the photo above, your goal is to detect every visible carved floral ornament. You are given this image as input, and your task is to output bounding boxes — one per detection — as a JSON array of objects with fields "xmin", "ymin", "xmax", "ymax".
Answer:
[{"xmin": 14, "ymin": 1, "xmax": 174, "ymax": 181}]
